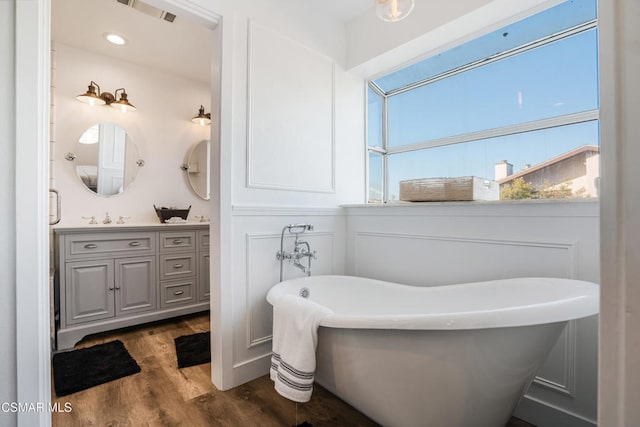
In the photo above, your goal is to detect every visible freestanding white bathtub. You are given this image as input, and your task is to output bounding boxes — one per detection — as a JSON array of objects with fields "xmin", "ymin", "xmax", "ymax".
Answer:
[{"xmin": 266, "ymin": 275, "xmax": 599, "ymax": 427}]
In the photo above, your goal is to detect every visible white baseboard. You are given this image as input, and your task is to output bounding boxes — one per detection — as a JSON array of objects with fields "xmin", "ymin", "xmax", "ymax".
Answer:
[
  {"xmin": 514, "ymin": 395, "xmax": 596, "ymax": 427},
  {"xmin": 231, "ymin": 353, "xmax": 271, "ymax": 387}
]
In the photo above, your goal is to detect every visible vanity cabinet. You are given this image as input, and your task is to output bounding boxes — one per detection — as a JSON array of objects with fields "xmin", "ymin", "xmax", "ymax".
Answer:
[
  {"xmin": 54, "ymin": 224, "xmax": 210, "ymax": 350},
  {"xmin": 65, "ymin": 256, "xmax": 156, "ymax": 325},
  {"xmin": 198, "ymin": 230, "xmax": 210, "ymax": 301}
]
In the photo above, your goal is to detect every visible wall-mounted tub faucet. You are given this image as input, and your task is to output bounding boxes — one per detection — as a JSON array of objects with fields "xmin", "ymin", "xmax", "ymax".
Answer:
[{"xmin": 276, "ymin": 224, "xmax": 316, "ymax": 281}]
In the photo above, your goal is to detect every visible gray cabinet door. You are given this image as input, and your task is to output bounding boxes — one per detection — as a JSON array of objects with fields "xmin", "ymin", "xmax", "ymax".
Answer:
[
  {"xmin": 65, "ymin": 260, "xmax": 115, "ymax": 325},
  {"xmin": 198, "ymin": 251, "xmax": 210, "ymax": 301},
  {"xmin": 115, "ymin": 256, "xmax": 157, "ymax": 316}
]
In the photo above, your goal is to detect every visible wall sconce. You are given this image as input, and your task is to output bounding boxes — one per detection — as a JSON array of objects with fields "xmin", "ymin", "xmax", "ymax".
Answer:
[
  {"xmin": 375, "ymin": 0, "xmax": 415, "ymax": 22},
  {"xmin": 76, "ymin": 81, "xmax": 136, "ymax": 112},
  {"xmin": 191, "ymin": 105, "xmax": 211, "ymax": 126}
]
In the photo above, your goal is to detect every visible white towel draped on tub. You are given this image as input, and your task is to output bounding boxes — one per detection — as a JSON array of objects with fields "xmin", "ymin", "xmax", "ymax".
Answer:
[{"xmin": 270, "ymin": 294, "xmax": 333, "ymax": 402}]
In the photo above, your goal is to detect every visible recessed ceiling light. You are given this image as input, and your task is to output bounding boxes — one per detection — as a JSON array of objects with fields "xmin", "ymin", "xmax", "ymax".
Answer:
[{"xmin": 104, "ymin": 33, "xmax": 127, "ymax": 46}]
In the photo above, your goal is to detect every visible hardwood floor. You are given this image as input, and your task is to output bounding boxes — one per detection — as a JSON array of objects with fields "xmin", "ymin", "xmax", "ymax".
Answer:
[{"xmin": 52, "ymin": 313, "xmax": 534, "ymax": 427}]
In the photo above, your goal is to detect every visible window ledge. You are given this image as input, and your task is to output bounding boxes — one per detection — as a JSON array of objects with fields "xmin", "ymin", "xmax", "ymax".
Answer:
[
  {"xmin": 342, "ymin": 197, "xmax": 599, "ymax": 208},
  {"xmin": 341, "ymin": 198, "xmax": 600, "ymax": 217}
]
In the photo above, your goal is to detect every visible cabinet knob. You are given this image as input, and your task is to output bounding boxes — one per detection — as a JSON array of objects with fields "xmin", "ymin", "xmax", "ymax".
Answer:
[
  {"xmin": 84, "ymin": 243, "xmax": 98, "ymax": 249},
  {"xmin": 115, "ymin": 286, "xmax": 121, "ymax": 290},
  {"xmin": 172, "ymin": 239, "xmax": 183, "ymax": 244},
  {"xmin": 173, "ymin": 290, "xmax": 184, "ymax": 296},
  {"xmin": 108, "ymin": 286, "xmax": 114, "ymax": 291},
  {"xmin": 129, "ymin": 241, "xmax": 141, "ymax": 247},
  {"xmin": 173, "ymin": 263, "xmax": 184, "ymax": 269}
]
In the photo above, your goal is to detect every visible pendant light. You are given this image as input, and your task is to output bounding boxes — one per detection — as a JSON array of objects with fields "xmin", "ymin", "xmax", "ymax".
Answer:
[{"xmin": 376, "ymin": 0, "xmax": 415, "ymax": 22}]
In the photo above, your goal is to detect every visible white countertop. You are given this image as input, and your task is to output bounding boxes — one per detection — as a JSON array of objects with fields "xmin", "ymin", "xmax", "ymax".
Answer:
[{"xmin": 53, "ymin": 221, "xmax": 210, "ymax": 233}]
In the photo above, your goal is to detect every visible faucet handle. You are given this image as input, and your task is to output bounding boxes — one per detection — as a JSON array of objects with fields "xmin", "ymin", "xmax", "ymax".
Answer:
[
  {"xmin": 82, "ymin": 216, "xmax": 97, "ymax": 224},
  {"xmin": 103, "ymin": 212, "xmax": 112, "ymax": 224},
  {"xmin": 117, "ymin": 216, "xmax": 131, "ymax": 224},
  {"xmin": 194, "ymin": 215, "xmax": 207, "ymax": 223}
]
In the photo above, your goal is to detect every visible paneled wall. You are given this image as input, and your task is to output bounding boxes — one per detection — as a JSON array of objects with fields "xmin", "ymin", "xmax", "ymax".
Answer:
[
  {"xmin": 344, "ymin": 201, "xmax": 599, "ymax": 427},
  {"xmin": 229, "ymin": 207, "xmax": 345, "ymax": 384},
  {"xmin": 220, "ymin": 1, "xmax": 365, "ymax": 387},
  {"xmin": 230, "ymin": 17, "xmax": 365, "ymax": 208}
]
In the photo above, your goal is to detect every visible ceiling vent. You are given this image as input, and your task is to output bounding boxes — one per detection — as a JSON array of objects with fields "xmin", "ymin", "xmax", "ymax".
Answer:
[{"xmin": 115, "ymin": 0, "xmax": 176, "ymax": 23}]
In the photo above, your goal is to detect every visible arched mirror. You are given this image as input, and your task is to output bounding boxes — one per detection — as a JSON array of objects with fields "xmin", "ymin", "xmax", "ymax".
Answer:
[
  {"xmin": 67, "ymin": 122, "xmax": 143, "ymax": 196},
  {"xmin": 183, "ymin": 140, "xmax": 210, "ymax": 200}
]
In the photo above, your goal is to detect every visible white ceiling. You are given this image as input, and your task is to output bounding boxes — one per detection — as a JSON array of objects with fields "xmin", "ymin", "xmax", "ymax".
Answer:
[
  {"xmin": 51, "ymin": 0, "xmax": 373, "ymax": 84},
  {"xmin": 52, "ymin": 0, "xmax": 215, "ymax": 83},
  {"xmin": 319, "ymin": 0, "xmax": 374, "ymax": 22}
]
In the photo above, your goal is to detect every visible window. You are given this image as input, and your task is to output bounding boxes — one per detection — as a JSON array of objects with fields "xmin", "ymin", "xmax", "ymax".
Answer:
[{"xmin": 367, "ymin": 0, "xmax": 599, "ymax": 203}]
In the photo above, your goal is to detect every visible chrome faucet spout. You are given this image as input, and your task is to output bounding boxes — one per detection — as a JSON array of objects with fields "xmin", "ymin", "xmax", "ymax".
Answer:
[{"xmin": 292, "ymin": 262, "xmax": 307, "ymax": 274}]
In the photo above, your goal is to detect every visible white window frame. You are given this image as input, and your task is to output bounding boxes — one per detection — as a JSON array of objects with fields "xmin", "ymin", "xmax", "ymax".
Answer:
[{"xmin": 367, "ymin": 19, "xmax": 599, "ymax": 203}]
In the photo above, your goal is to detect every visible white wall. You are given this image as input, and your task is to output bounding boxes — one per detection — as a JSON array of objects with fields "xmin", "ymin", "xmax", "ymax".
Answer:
[
  {"xmin": 0, "ymin": 1, "xmax": 17, "ymax": 425},
  {"xmin": 231, "ymin": 18, "xmax": 365, "ymax": 207},
  {"xmin": 202, "ymin": 0, "xmax": 365, "ymax": 387},
  {"xmin": 53, "ymin": 43, "xmax": 211, "ymax": 225},
  {"xmin": 229, "ymin": 207, "xmax": 345, "ymax": 384},
  {"xmin": 344, "ymin": 201, "xmax": 599, "ymax": 427},
  {"xmin": 598, "ymin": 0, "xmax": 640, "ymax": 425}
]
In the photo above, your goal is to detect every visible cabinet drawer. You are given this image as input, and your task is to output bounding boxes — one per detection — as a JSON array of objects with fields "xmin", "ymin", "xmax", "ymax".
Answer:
[
  {"xmin": 66, "ymin": 233, "xmax": 155, "ymax": 259},
  {"xmin": 161, "ymin": 279, "xmax": 196, "ymax": 308},
  {"xmin": 159, "ymin": 253, "xmax": 196, "ymax": 279},
  {"xmin": 159, "ymin": 231, "xmax": 196, "ymax": 252}
]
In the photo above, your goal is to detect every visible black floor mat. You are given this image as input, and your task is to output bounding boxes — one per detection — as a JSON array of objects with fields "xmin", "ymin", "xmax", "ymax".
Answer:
[
  {"xmin": 174, "ymin": 332, "xmax": 211, "ymax": 368},
  {"xmin": 53, "ymin": 340, "xmax": 141, "ymax": 397}
]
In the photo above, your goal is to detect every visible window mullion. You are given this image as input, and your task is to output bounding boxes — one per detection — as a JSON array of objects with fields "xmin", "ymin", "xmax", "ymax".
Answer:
[
  {"xmin": 382, "ymin": 91, "xmax": 389, "ymax": 203},
  {"xmin": 386, "ymin": 110, "xmax": 599, "ymax": 155}
]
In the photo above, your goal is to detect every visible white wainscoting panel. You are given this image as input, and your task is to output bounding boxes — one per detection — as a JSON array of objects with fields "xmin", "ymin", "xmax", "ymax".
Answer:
[
  {"xmin": 245, "ymin": 231, "xmax": 335, "ymax": 349},
  {"xmin": 246, "ymin": 21, "xmax": 335, "ymax": 193},
  {"xmin": 534, "ymin": 320, "xmax": 577, "ymax": 397},
  {"xmin": 353, "ymin": 232, "xmax": 577, "ymax": 286}
]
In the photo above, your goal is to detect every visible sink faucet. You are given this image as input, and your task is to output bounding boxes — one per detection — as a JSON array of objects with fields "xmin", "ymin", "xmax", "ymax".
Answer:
[
  {"xmin": 82, "ymin": 216, "xmax": 97, "ymax": 224},
  {"xmin": 103, "ymin": 212, "xmax": 112, "ymax": 224},
  {"xmin": 117, "ymin": 216, "xmax": 130, "ymax": 224}
]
